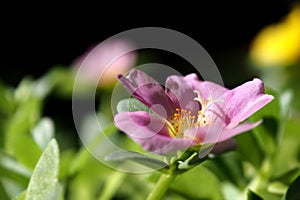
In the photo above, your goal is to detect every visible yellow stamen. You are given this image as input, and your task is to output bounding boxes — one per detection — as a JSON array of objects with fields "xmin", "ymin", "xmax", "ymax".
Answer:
[{"xmin": 165, "ymin": 90, "xmax": 219, "ymax": 144}]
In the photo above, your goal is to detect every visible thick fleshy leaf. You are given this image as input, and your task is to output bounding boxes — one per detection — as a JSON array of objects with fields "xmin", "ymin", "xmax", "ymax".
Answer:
[
  {"xmin": 225, "ymin": 78, "xmax": 274, "ymax": 127},
  {"xmin": 31, "ymin": 118, "xmax": 54, "ymax": 149},
  {"xmin": 116, "ymin": 98, "xmax": 152, "ymax": 113},
  {"xmin": 0, "ymin": 153, "xmax": 30, "ymax": 196},
  {"xmin": 25, "ymin": 139, "xmax": 59, "ymax": 200},
  {"xmin": 105, "ymin": 150, "xmax": 168, "ymax": 170},
  {"xmin": 235, "ymin": 132, "xmax": 264, "ymax": 169},
  {"xmin": 222, "ymin": 182, "xmax": 243, "ymax": 200},
  {"xmin": 14, "ymin": 191, "xmax": 26, "ymax": 200},
  {"xmin": 170, "ymin": 165, "xmax": 223, "ymax": 199},
  {"xmin": 204, "ymin": 152, "xmax": 247, "ymax": 188}
]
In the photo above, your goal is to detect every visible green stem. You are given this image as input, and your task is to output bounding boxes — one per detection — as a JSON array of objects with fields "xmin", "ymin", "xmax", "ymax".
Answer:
[
  {"xmin": 98, "ymin": 171, "xmax": 127, "ymax": 200},
  {"xmin": 244, "ymin": 157, "xmax": 273, "ymax": 198},
  {"xmin": 146, "ymin": 174, "xmax": 176, "ymax": 200}
]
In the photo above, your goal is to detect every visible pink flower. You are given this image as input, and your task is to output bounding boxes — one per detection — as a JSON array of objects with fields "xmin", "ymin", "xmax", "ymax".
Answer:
[
  {"xmin": 74, "ymin": 40, "xmax": 136, "ymax": 88},
  {"xmin": 114, "ymin": 69, "xmax": 274, "ymax": 154}
]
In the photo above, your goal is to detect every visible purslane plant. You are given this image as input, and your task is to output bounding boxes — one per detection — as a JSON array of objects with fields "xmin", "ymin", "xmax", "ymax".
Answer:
[{"xmin": 114, "ymin": 69, "xmax": 274, "ymax": 199}]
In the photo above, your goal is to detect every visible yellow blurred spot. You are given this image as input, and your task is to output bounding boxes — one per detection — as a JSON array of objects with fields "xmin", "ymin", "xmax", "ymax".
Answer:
[{"xmin": 250, "ymin": 4, "xmax": 300, "ymax": 67}]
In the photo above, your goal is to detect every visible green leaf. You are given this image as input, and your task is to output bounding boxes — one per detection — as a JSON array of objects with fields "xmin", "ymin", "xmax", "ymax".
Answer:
[
  {"xmin": 235, "ymin": 131, "xmax": 264, "ymax": 169},
  {"xmin": 105, "ymin": 151, "xmax": 168, "ymax": 172},
  {"xmin": 0, "ymin": 152, "xmax": 30, "ymax": 188},
  {"xmin": 170, "ymin": 165, "xmax": 223, "ymax": 199},
  {"xmin": 0, "ymin": 82, "xmax": 15, "ymax": 116},
  {"xmin": 271, "ymin": 167, "xmax": 300, "ymax": 186},
  {"xmin": 267, "ymin": 181, "xmax": 287, "ymax": 195},
  {"xmin": 69, "ymin": 123, "xmax": 117, "ymax": 175},
  {"xmin": 0, "ymin": 180, "xmax": 11, "ymax": 200},
  {"xmin": 59, "ymin": 150, "xmax": 76, "ymax": 179},
  {"xmin": 203, "ymin": 152, "xmax": 246, "ymax": 188},
  {"xmin": 25, "ymin": 139, "xmax": 60, "ymax": 200},
  {"xmin": 47, "ymin": 66, "xmax": 79, "ymax": 97},
  {"xmin": 14, "ymin": 191, "xmax": 26, "ymax": 200},
  {"xmin": 1, "ymin": 178, "xmax": 25, "ymax": 199},
  {"xmin": 8, "ymin": 134, "xmax": 42, "ymax": 171},
  {"xmin": 31, "ymin": 118, "xmax": 54, "ymax": 149},
  {"xmin": 279, "ymin": 90, "xmax": 293, "ymax": 119},
  {"xmin": 247, "ymin": 189, "xmax": 263, "ymax": 200},
  {"xmin": 272, "ymin": 118, "xmax": 300, "ymax": 177},
  {"xmin": 97, "ymin": 171, "xmax": 127, "ymax": 200},
  {"xmin": 14, "ymin": 76, "xmax": 52, "ymax": 103},
  {"xmin": 14, "ymin": 78, "xmax": 34, "ymax": 103},
  {"xmin": 116, "ymin": 98, "xmax": 151, "ymax": 113},
  {"xmin": 5, "ymin": 96, "xmax": 43, "ymax": 169},
  {"xmin": 285, "ymin": 176, "xmax": 300, "ymax": 200},
  {"xmin": 250, "ymin": 88, "xmax": 280, "ymax": 156},
  {"xmin": 276, "ymin": 90, "xmax": 293, "ymax": 146},
  {"xmin": 222, "ymin": 182, "xmax": 243, "ymax": 200},
  {"xmin": 31, "ymin": 76, "xmax": 53, "ymax": 99},
  {"xmin": 67, "ymin": 152, "xmax": 112, "ymax": 200}
]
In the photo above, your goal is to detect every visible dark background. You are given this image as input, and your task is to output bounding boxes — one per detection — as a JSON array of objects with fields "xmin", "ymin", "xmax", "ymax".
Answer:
[
  {"xmin": 0, "ymin": 1, "xmax": 296, "ymax": 149},
  {"xmin": 1, "ymin": 1, "xmax": 294, "ymax": 86}
]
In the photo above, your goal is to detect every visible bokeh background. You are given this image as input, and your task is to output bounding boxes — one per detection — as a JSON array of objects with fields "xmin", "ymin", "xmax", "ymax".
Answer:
[
  {"xmin": 1, "ymin": 0, "xmax": 294, "ymax": 134},
  {"xmin": 1, "ymin": 1, "xmax": 294, "ymax": 84}
]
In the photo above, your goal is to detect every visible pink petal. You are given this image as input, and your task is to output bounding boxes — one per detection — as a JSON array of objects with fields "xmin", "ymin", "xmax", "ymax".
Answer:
[
  {"xmin": 134, "ymin": 135, "xmax": 195, "ymax": 155},
  {"xmin": 197, "ymin": 81, "xmax": 228, "ymax": 100},
  {"xmin": 219, "ymin": 121, "xmax": 262, "ymax": 142},
  {"xmin": 184, "ymin": 124, "xmax": 225, "ymax": 144},
  {"xmin": 118, "ymin": 70, "xmax": 174, "ymax": 117},
  {"xmin": 166, "ymin": 75, "xmax": 200, "ymax": 114},
  {"xmin": 184, "ymin": 73, "xmax": 228, "ymax": 100},
  {"xmin": 210, "ymin": 139, "xmax": 236, "ymax": 155},
  {"xmin": 184, "ymin": 120, "xmax": 261, "ymax": 145},
  {"xmin": 225, "ymin": 78, "xmax": 274, "ymax": 127},
  {"xmin": 114, "ymin": 111, "xmax": 194, "ymax": 154},
  {"xmin": 126, "ymin": 69, "xmax": 158, "ymax": 87},
  {"xmin": 114, "ymin": 111, "xmax": 167, "ymax": 139}
]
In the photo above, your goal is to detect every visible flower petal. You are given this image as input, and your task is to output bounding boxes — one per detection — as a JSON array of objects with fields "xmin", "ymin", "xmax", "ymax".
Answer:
[
  {"xmin": 134, "ymin": 134, "xmax": 195, "ymax": 155},
  {"xmin": 166, "ymin": 75, "xmax": 200, "ymax": 114},
  {"xmin": 184, "ymin": 124, "xmax": 225, "ymax": 144},
  {"xmin": 114, "ymin": 111, "xmax": 194, "ymax": 154},
  {"xmin": 125, "ymin": 68, "xmax": 158, "ymax": 86},
  {"xmin": 225, "ymin": 78, "xmax": 274, "ymax": 127},
  {"xmin": 184, "ymin": 73, "xmax": 228, "ymax": 100},
  {"xmin": 184, "ymin": 120, "xmax": 261, "ymax": 145},
  {"xmin": 218, "ymin": 121, "xmax": 262, "ymax": 142},
  {"xmin": 114, "ymin": 111, "xmax": 167, "ymax": 139},
  {"xmin": 118, "ymin": 69, "xmax": 174, "ymax": 117},
  {"xmin": 211, "ymin": 139, "xmax": 237, "ymax": 155}
]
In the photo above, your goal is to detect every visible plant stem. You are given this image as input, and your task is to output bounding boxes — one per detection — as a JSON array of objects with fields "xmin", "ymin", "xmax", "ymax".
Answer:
[
  {"xmin": 146, "ymin": 173, "xmax": 176, "ymax": 200},
  {"xmin": 98, "ymin": 171, "xmax": 126, "ymax": 200}
]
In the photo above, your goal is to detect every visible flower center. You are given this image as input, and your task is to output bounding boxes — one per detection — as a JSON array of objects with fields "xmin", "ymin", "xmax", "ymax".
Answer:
[{"xmin": 166, "ymin": 90, "xmax": 213, "ymax": 140}]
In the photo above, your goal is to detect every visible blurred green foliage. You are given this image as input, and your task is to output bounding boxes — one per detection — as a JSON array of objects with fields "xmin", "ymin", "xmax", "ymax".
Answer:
[{"xmin": 0, "ymin": 65, "xmax": 299, "ymax": 200}]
